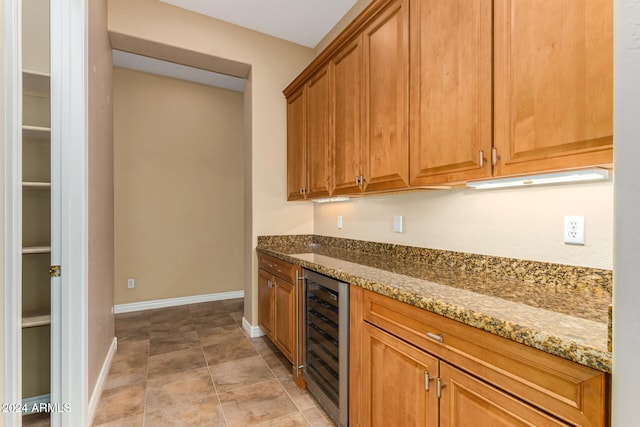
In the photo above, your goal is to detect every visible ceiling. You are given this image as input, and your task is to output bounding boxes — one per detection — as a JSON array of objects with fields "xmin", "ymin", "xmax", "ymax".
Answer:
[
  {"xmin": 159, "ymin": 0, "xmax": 358, "ymax": 48},
  {"xmin": 113, "ymin": 0, "xmax": 358, "ymax": 90}
]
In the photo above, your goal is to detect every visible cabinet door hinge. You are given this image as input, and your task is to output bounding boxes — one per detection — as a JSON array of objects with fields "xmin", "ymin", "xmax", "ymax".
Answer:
[{"xmin": 49, "ymin": 265, "xmax": 61, "ymax": 278}]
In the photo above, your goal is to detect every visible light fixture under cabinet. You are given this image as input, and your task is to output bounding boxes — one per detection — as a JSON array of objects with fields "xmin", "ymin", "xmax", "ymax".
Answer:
[
  {"xmin": 312, "ymin": 196, "xmax": 351, "ymax": 203},
  {"xmin": 466, "ymin": 168, "xmax": 610, "ymax": 190}
]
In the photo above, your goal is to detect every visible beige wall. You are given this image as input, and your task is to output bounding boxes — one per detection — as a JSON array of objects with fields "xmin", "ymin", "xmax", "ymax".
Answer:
[
  {"xmin": 315, "ymin": 181, "xmax": 614, "ymax": 269},
  {"xmin": 87, "ymin": 0, "xmax": 115, "ymax": 400},
  {"xmin": 114, "ymin": 67, "xmax": 246, "ymax": 303},
  {"xmin": 108, "ymin": 0, "xmax": 315, "ymax": 323}
]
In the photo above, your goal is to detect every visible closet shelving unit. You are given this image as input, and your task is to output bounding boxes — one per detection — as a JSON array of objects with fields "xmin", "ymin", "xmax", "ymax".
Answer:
[{"xmin": 21, "ymin": 67, "xmax": 52, "ymax": 402}]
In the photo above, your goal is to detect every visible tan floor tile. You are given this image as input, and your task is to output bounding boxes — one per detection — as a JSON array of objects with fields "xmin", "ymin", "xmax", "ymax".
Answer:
[
  {"xmin": 149, "ymin": 330, "xmax": 201, "ymax": 356},
  {"xmin": 147, "ymin": 347, "xmax": 207, "ymax": 379},
  {"xmin": 188, "ymin": 301, "xmax": 227, "ymax": 317},
  {"xmin": 104, "ymin": 342, "xmax": 149, "ymax": 390},
  {"xmin": 194, "ymin": 313, "xmax": 237, "ymax": 329},
  {"xmin": 149, "ymin": 316, "xmax": 195, "ymax": 335},
  {"xmin": 146, "ymin": 367, "xmax": 215, "ymax": 410},
  {"xmin": 92, "ymin": 413, "xmax": 143, "ymax": 427},
  {"xmin": 261, "ymin": 351, "xmax": 291, "ymax": 378},
  {"xmin": 115, "ymin": 327, "xmax": 150, "ymax": 344},
  {"xmin": 279, "ymin": 375, "xmax": 317, "ymax": 412},
  {"xmin": 22, "ymin": 412, "xmax": 50, "ymax": 427},
  {"xmin": 198, "ymin": 325, "xmax": 245, "ymax": 346},
  {"xmin": 301, "ymin": 407, "xmax": 336, "ymax": 427},
  {"xmin": 150, "ymin": 305, "xmax": 191, "ymax": 320},
  {"xmin": 249, "ymin": 336, "xmax": 275, "ymax": 354},
  {"xmin": 203, "ymin": 338, "xmax": 256, "ymax": 365},
  {"xmin": 219, "ymin": 379, "xmax": 298, "ymax": 427},
  {"xmin": 92, "ymin": 382, "xmax": 146, "ymax": 426},
  {"xmin": 229, "ymin": 312, "xmax": 244, "ymax": 325},
  {"xmin": 210, "ymin": 355, "xmax": 274, "ymax": 393},
  {"xmin": 220, "ymin": 299, "xmax": 243, "ymax": 313},
  {"xmin": 257, "ymin": 412, "xmax": 309, "ymax": 426},
  {"xmin": 144, "ymin": 396, "xmax": 226, "ymax": 426}
]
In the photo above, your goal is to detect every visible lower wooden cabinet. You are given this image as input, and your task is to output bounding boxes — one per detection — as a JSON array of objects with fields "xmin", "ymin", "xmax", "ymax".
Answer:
[
  {"xmin": 351, "ymin": 287, "xmax": 609, "ymax": 427},
  {"xmin": 362, "ymin": 322, "xmax": 439, "ymax": 427},
  {"xmin": 258, "ymin": 267, "xmax": 295, "ymax": 362},
  {"xmin": 257, "ymin": 254, "xmax": 304, "ymax": 386},
  {"xmin": 439, "ymin": 363, "xmax": 569, "ymax": 427}
]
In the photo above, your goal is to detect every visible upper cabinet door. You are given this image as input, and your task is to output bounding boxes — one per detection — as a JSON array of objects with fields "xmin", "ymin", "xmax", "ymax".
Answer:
[
  {"xmin": 332, "ymin": 37, "xmax": 364, "ymax": 196},
  {"xmin": 362, "ymin": 0, "xmax": 410, "ymax": 193},
  {"xmin": 306, "ymin": 66, "xmax": 332, "ymax": 199},
  {"xmin": 409, "ymin": 0, "xmax": 492, "ymax": 186},
  {"xmin": 286, "ymin": 87, "xmax": 306, "ymax": 200},
  {"xmin": 493, "ymin": 0, "xmax": 613, "ymax": 177}
]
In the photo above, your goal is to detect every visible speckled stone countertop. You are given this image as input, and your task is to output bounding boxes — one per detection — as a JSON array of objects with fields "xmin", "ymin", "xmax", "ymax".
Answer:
[{"xmin": 257, "ymin": 235, "xmax": 612, "ymax": 373}]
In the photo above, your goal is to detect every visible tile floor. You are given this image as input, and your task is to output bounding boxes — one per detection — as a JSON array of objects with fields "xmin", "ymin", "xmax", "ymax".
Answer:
[{"xmin": 88, "ymin": 298, "xmax": 336, "ymax": 426}]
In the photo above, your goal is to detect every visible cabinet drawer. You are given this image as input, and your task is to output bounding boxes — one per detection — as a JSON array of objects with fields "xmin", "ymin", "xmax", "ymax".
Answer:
[
  {"xmin": 362, "ymin": 290, "xmax": 608, "ymax": 427},
  {"xmin": 259, "ymin": 254, "xmax": 298, "ymax": 284}
]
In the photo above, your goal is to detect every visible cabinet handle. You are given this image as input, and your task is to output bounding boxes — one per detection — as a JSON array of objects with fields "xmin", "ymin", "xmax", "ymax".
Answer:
[
  {"xmin": 424, "ymin": 371, "xmax": 434, "ymax": 391},
  {"xmin": 267, "ymin": 279, "xmax": 273, "ymax": 289},
  {"xmin": 436, "ymin": 377, "xmax": 446, "ymax": 399},
  {"xmin": 426, "ymin": 332, "xmax": 444, "ymax": 343},
  {"xmin": 355, "ymin": 176, "xmax": 360, "ymax": 186},
  {"xmin": 492, "ymin": 147, "xmax": 497, "ymax": 166},
  {"xmin": 479, "ymin": 150, "xmax": 484, "ymax": 168}
]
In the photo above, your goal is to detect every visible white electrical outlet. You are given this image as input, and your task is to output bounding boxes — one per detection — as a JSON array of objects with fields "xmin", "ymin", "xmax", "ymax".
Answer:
[
  {"xmin": 393, "ymin": 215, "xmax": 403, "ymax": 233},
  {"xmin": 337, "ymin": 216, "xmax": 343, "ymax": 229},
  {"xmin": 564, "ymin": 216, "xmax": 585, "ymax": 245},
  {"xmin": 127, "ymin": 278, "xmax": 135, "ymax": 289}
]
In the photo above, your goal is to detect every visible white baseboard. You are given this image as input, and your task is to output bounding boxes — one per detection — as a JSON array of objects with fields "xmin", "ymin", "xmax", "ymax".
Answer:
[
  {"xmin": 242, "ymin": 316, "xmax": 265, "ymax": 338},
  {"xmin": 88, "ymin": 337, "xmax": 117, "ymax": 426},
  {"xmin": 114, "ymin": 290, "xmax": 244, "ymax": 314},
  {"xmin": 21, "ymin": 393, "xmax": 51, "ymax": 414}
]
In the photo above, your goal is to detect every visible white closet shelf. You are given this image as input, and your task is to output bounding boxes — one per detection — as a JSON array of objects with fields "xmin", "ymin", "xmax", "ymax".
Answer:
[
  {"xmin": 22, "ymin": 70, "xmax": 50, "ymax": 91},
  {"xmin": 22, "ymin": 125, "xmax": 51, "ymax": 140},
  {"xmin": 22, "ymin": 311, "xmax": 51, "ymax": 328},
  {"xmin": 22, "ymin": 246, "xmax": 51, "ymax": 255}
]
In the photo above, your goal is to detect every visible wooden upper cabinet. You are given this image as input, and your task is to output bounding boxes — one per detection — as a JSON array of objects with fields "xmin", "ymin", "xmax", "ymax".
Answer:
[
  {"xmin": 409, "ymin": 0, "xmax": 492, "ymax": 186},
  {"xmin": 332, "ymin": 36, "xmax": 364, "ymax": 196},
  {"xmin": 493, "ymin": 0, "xmax": 613, "ymax": 176},
  {"xmin": 361, "ymin": 0, "xmax": 410, "ymax": 192},
  {"xmin": 305, "ymin": 66, "xmax": 332, "ymax": 199},
  {"xmin": 286, "ymin": 87, "xmax": 306, "ymax": 200}
]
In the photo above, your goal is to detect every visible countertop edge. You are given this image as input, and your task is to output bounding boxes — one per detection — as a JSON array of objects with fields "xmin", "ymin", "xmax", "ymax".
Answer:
[{"xmin": 257, "ymin": 246, "xmax": 612, "ymax": 373}]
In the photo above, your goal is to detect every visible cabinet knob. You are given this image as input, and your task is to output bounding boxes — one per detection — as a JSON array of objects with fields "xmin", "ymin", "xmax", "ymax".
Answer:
[
  {"xmin": 479, "ymin": 150, "xmax": 484, "ymax": 168},
  {"xmin": 491, "ymin": 147, "xmax": 497, "ymax": 166}
]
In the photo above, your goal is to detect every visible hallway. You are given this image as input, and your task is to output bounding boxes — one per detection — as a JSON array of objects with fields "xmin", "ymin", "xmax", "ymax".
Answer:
[{"xmin": 90, "ymin": 299, "xmax": 335, "ymax": 426}]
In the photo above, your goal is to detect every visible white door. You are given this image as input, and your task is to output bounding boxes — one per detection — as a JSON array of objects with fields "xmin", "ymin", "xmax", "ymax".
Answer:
[{"xmin": 3, "ymin": 0, "xmax": 87, "ymax": 426}]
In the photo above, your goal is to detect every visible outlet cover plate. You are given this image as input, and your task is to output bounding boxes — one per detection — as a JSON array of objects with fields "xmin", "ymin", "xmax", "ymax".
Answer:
[
  {"xmin": 564, "ymin": 216, "xmax": 585, "ymax": 245},
  {"xmin": 393, "ymin": 215, "xmax": 403, "ymax": 233}
]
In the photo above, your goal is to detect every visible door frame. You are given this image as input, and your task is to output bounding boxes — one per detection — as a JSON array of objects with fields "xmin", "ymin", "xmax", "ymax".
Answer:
[{"xmin": 3, "ymin": 0, "xmax": 88, "ymax": 425}]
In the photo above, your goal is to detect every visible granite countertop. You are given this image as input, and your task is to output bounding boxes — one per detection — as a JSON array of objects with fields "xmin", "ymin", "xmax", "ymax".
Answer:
[{"xmin": 257, "ymin": 235, "xmax": 612, "ymax": 373}]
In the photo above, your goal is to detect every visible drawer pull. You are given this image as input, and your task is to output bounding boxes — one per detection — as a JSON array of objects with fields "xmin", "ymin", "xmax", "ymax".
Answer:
[{"xmin": 426, "ymin": 332, "xmax": 444, "ymax": 343}]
